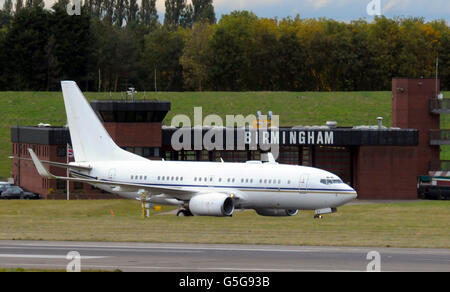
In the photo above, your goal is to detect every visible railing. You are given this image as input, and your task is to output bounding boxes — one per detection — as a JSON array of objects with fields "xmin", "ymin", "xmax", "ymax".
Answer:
[
  {"xmin": 430, "ymin": 99, "xmax": 450, "ymax": 114},
  {"xmin": 430, "ymin": 129, "xmax": 450, "ymax": 145}
]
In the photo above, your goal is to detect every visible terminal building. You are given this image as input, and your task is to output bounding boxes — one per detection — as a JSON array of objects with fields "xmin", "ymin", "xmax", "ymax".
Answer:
[{"xmin": 10, "ymin": 78, "xmax": 445, "ymax": 200}]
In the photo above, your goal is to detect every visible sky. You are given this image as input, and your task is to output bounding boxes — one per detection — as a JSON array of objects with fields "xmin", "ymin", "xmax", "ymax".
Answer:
[{"xmin": 1, "ymin": 0, "xmax": 449, "ymax": 23}]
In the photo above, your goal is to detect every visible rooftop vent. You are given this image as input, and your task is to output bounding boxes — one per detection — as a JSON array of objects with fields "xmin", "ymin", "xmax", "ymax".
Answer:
[
  {"xmin": 37, "ymin": 123, "xmax": 51, "ymax": 127},
  {"xmin": 326, "ymin": 121, "xmax": 337, "ymax": 128}
]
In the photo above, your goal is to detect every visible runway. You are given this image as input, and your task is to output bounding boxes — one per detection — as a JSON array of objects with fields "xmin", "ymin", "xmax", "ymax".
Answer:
[{"xmin": 0, "ymin": 240, "xmax": 448, "ymax": 272}]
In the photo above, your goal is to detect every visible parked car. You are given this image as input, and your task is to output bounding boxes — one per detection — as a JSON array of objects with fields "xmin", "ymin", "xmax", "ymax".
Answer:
[
  {"xmin": 0, "ymin": 186, "xmax": 40, "ymax": 200},
  {"xmin": 0, "ymin": 182, "xmax": 13, "ymax": 196}
]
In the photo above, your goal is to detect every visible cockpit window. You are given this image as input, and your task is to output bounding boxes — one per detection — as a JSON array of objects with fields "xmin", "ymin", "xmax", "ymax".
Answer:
[{"xmin": 320, "ymin": 178, "xmax": 343, "ymax": 185}]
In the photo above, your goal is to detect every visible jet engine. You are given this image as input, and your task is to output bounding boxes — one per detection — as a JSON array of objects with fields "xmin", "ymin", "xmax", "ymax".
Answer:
[
  {"xmin": 255, "ymin": 209, "xmax": 299, "ymax": 217},
  {"xmin": 189, "ymin": 193, "xmax": 235, "ymax": 217}
]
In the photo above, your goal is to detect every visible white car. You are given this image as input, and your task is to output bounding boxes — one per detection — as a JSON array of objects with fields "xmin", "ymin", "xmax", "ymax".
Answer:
[{"xmin": 0, "ymin": 182, "xmax": 13, "ymax": 195}]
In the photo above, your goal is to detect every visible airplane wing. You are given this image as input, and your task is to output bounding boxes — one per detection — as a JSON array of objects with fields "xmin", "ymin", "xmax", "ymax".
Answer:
[{"xmin": 27, "ymin": 148, "xmax": 195, "ymax": 198}]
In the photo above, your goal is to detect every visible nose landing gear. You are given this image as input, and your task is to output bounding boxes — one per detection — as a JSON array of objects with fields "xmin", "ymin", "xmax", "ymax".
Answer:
[{"xmin": 314, "ymin": 207, "xmax": 337, "ymax": 219}]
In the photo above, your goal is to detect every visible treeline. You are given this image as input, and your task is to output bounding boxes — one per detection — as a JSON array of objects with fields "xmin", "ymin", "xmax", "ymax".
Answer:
[{"xmin": 0, "ymin": 0, "xmax": 449, "ymax": 92}]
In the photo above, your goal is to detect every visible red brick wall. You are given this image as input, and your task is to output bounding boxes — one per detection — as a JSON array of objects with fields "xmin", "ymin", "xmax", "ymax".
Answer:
[
  {"xmin": 103, "ymin": 123, "xmax": 162, "ymax": 147},
  {"xmin": 392, "ymin": 78, "xmax": 440, "ymax": 176},
  {"xmin": 353, "ymin": 146, "xmax": 418, "ymax": 199}
]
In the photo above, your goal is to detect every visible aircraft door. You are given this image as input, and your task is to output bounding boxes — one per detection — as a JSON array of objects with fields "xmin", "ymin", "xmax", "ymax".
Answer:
[
  {"xmin": 108, "ymin": 168, "xmax": 116, "ymax": 180},
  {"xmin": 299, "ymin": 174, "xmax": 309, "ymax": 191}
]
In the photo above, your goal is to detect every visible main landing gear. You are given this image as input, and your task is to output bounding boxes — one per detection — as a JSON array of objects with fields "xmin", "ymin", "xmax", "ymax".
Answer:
[
  {"xmin": 313, "ymin": 214, "xmax": 323, "ymax": 219},
  {"xmin": 177, "ymin": 209, "xmax": 193, "ymax": 217}
]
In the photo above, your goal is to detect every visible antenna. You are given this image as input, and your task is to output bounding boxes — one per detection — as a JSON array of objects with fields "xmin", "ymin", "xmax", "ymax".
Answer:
[
  {"xmin": 436, "ymin": 53, "xmax": 439, "ymax": 98},
  {"xmin": 154, "ymin": 67, "xmax": 157, "ymax": 98}
]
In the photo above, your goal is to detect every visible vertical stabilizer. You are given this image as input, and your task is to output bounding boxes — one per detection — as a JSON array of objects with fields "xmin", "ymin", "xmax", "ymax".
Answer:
[{"xmin": 61, "ymin": 81, "xmax": 147, "ymax": 162}]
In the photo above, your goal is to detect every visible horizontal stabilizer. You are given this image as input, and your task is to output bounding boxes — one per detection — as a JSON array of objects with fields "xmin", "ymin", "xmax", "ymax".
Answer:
[
  {"xmin": 10, "ymin": 155, "xmax": 91, "ymax": 171},
  {"xmin": 28, "ymin": 148, "xmax": 55, "ymax": 179}
]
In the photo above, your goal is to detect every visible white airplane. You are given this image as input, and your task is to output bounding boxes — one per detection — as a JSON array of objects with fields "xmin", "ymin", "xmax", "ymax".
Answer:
[{"xmin": 28, "ymin": 81, "xmax": 357, "ymax": 218}]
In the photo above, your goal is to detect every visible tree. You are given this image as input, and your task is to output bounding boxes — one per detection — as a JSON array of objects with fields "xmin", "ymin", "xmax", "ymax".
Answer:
[
  {"xmin": 180, "ymin": 2, "xmax": 193, "ymax": 28},
  {"xmin": 142, "ymin": 28, "xmax": 185, "ymax": 90},
  {"xmin": 164, "ymin": 0, "xmax": 186, "ymax": 29},
  {"xmin": 140, "ymin": 0, "xmax": 158, "ymax": 29},
  {"xmin": 0, "ymin": 23, "xmax": 6, "ymax": 89},
  {"xmin": 192, "ymin": 0, "xmax": 215, "ymax": 24},
  {"xmin": 181, "ymin": 22, "xmax": 212, "ymax": 90},
  {"xmin": 113, "ymin": 0, "xmax": 128, "ymax": 27},
  {"xmin": 103, "ymin": 0, "xmax": 115, "ymax": 25},
  {"xmin": 15, "ymin": 0, "xmax": 24, "ymax": 12},
  {"xmin": 93, "ymin": 0, "xmax": 103, "ymax": 18},
  {"xmin": 3, "ymin": 0, "xmax": 13, "ymax": 15},
  {"xmin": 127, "ymin": 0, "xmax": 139, "ymax": 24},
  {"xmin": 2, "ymin": 6, "xmax": 50, "ymax": 90},
  {"xmin": 277, "ymin": 32, "xmax": 305, "ymax": 90},
  {"xmin": 48, "ymin": 4, "xmax": 95, "ymax": 90},
  {"xmin": 208, "ymin": 11, "xmax": 258, "ymax": 90}
]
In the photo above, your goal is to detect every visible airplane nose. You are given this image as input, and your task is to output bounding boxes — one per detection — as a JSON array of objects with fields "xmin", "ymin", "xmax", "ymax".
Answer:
[{"xmin": 349, "ymin": 187, "xmax": 357, "ymax": 201}]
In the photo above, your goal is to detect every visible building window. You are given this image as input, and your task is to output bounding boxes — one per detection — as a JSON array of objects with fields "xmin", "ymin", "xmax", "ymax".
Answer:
[
  {"xmin": 199, "ymin": 151, "xmax": 210, "ymax": 161},
  {"xmin": 183, "ymin": 151, "xmax": 197, "ymax": 161},
  {"xmin": 57, "ymin": 180, "xmax": 66, "ymax": 190},
  {"xmin": 279, "ymin": 146, "xmax": 300, "ymax": 165}
]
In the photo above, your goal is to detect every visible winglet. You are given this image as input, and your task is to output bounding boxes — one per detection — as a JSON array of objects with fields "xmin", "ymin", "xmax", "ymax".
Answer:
[{"xmin": 28, "ymin": 148, "xmax": 56, "ymax": 179}]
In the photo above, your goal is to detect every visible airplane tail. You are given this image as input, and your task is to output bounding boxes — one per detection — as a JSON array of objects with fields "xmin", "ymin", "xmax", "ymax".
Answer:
[{"xmin": 61, "ymin": 81, "xmax": 147, "ymax": 162}]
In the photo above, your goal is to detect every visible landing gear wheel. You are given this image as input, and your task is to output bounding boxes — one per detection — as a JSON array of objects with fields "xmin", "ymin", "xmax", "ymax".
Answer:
[
  {"xmin": 177, "ymin": 209, "xmax": 192, "ymax": 217},
  {"xmin": 314, "ymin": 214, "xmax": 323, "ymax": 219}
]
